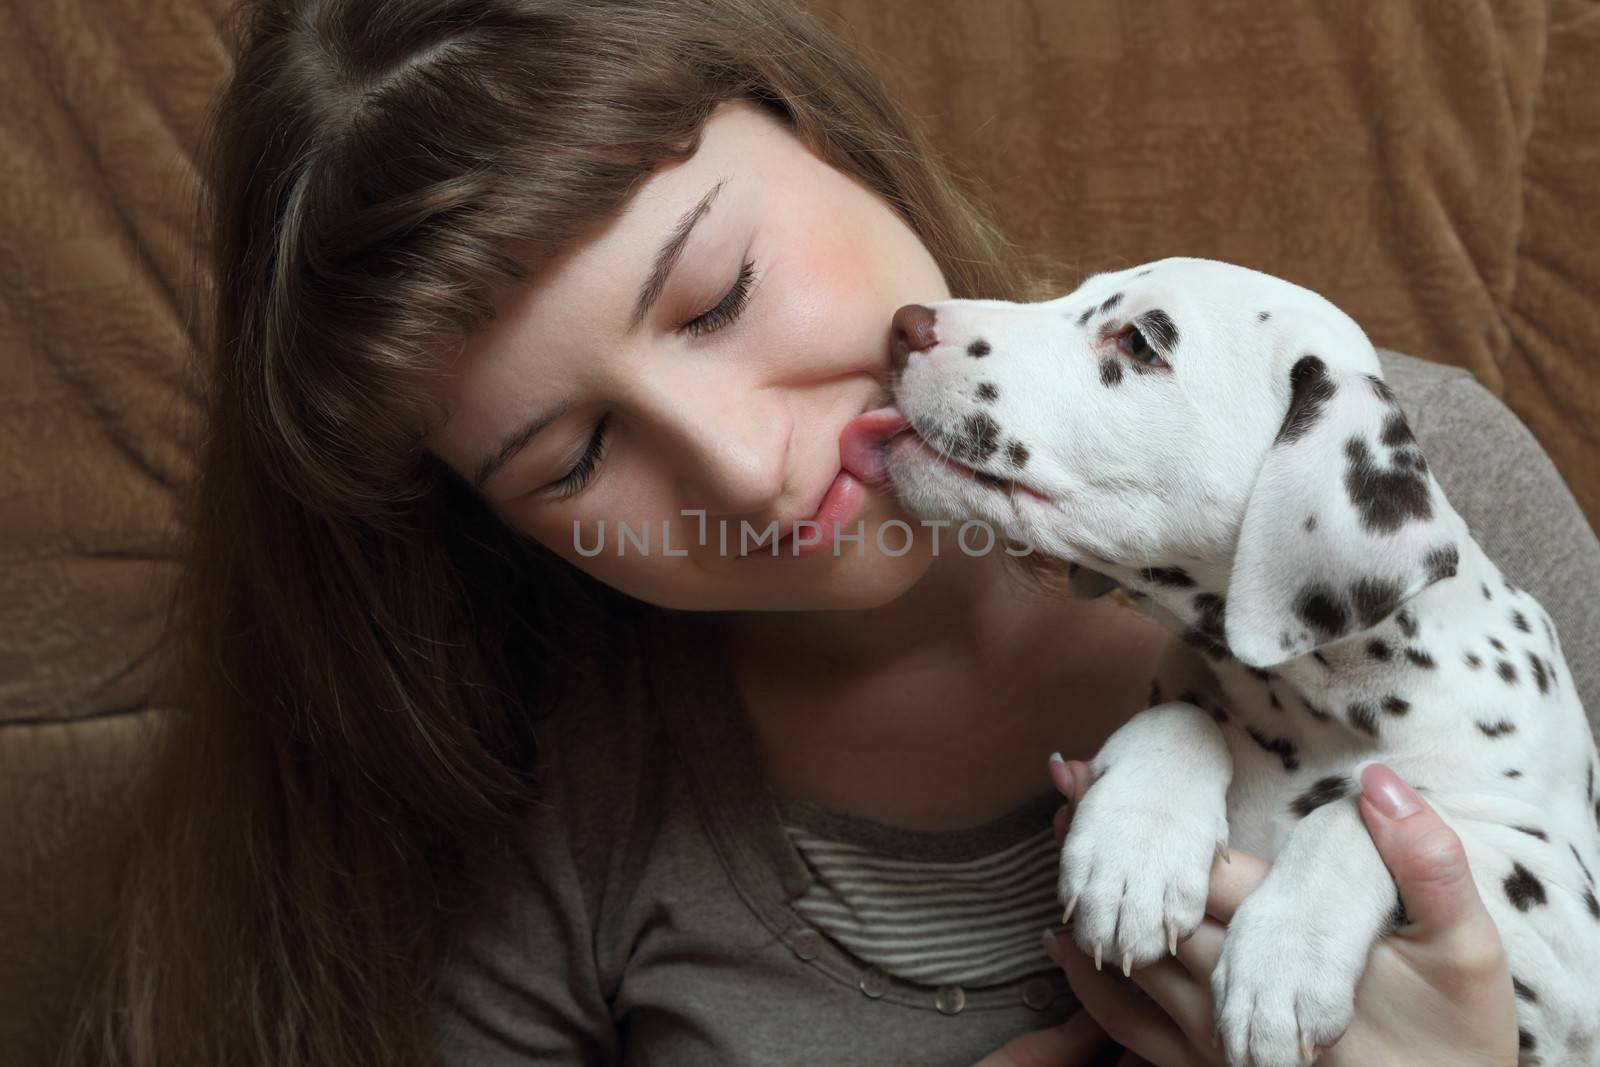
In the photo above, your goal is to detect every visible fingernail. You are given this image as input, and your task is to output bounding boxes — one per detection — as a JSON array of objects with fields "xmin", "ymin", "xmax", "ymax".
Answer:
[
  {"xmin": 1049, "ymin": 751, "xmax": 1064, "ymax": 765},
  {"xmin": 1362, "ymin": 762, "xmax": 1422, "ymax": 820}
]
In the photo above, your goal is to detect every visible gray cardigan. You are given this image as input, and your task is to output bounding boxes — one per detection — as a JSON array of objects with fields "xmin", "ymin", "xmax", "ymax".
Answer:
[{"xmin": 432, "ymin": 350, "xmax": 1600, "ymax": 1067}]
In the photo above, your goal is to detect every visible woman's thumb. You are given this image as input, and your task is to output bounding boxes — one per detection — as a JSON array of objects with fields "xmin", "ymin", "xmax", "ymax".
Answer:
[{"xmin": 1355, "ymin": 762, "xmax": 1484, "ymax": 937}]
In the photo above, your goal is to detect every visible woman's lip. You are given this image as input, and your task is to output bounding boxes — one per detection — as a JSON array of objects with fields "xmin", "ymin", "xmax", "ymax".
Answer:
[{"xmin": 773, "ymin": 467, "xmax": 865, "ymax": 557}]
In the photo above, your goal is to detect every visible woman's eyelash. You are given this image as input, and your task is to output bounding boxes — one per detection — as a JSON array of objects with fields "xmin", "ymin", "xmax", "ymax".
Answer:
[
  {"xmin": 546, "ymin": 413, "xmax": 610, "ymax": 499},
  {"xmin": 544, "ymin": 260, "xmax": 758, "ymax": 499},
  {"xmin": 681, "ymin": 259, "xmax": 758, "ymax": 337}
]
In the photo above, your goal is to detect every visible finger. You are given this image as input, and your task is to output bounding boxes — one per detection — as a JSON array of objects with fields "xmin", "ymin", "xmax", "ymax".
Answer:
[
  {"xmin": 1125, "ymin": 955, "xmax": 1218, "ymax": 1054},
  {"xmin": 971, "ymin": 1001, "xmax": 1109, "ymax": 1067},
  {"xmin": 1047, "ymin": 931, "xmax": 1213, "ymax": 1067},
  {"xmin": 1170, "ymin": 917, "xmax": 1225, "ymax": 980},
  {"xmin": 1048, "ymin": 752, "xmax": 1075, "ymax": 799},
  {"xmin": 1068, "ymin": 759, "xmax": 1094, "ymax": 799},
  {"xmin": 1355, "ymin": 762, "xmax": 1500, "ymax": 948},
  {"xmin": 1202, "ymin": 845, "xmax": 1270, "ymax": 924}
]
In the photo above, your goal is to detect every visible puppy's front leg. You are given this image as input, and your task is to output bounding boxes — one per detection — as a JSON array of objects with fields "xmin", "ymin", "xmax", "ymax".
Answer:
[
  {"xmin": 1211, "ymin": 793, "xmax": 1397, "ymax": 1067},
  {"xmin": 1059, "ymin": 703, "xmax": 1232, "ymax": 974}
]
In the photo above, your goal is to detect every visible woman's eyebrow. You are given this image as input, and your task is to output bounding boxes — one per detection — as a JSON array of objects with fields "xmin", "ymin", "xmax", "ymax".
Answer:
[
  {"xmin": 626, "ymin": 178, "xmax": 726, "ymax": 332},
  {"xmin": 473, "ymin": 400, "xmax": 569, "ymax": 491},
  {"xmin": 473, "ymin": 179, "xmax": 729, "ymax": 493}
]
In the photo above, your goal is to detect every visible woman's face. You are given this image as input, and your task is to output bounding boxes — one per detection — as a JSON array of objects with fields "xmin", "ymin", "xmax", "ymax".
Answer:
[{"xmin": 427, "ymin": 99, "xmax": 952, "ymax": 612}]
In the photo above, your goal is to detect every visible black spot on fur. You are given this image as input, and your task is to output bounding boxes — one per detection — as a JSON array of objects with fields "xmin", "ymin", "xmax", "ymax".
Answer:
[
  {"xmin": 1489, "ymin": 636, "xmax": 1506, "ymax": 652},
  {"xmin": 1098, "ymin": 292, "xmax": 1124, "ymax": 314},
  {"xmin": 1299, "ymin": 696, "xmax": 1330, "ymax": 721},
  {"xmin": 1396, "ymin": 608, "xmax": 1418, "ymax": 638},
  {"xmin": 1482, "ymin": 582, "xmax": 1493, "ymax": 600},
  {"xmin": 1141, "ymin": 309, "xmax": 1178, "ymax": 352},
  {"xmin": 1512, "ymin": 976, "xmax": 1538, "ymax": 1003},
  {"xmin": 1511, "ymin": 825, "xmax": 1548, "ymax": 841},
  {"xmin": 1366, "ymin": 375, "xmax": 1400, "ymax": 407},
  {"xmin": 1135, "ymin": 268, "xmax": 1153, "ymax": 278},
  {"xmin": 1505, "ymin": 768, "xmax": 1522, "ymax": 778},
  {"xmin": 1585, "ymin": 887, "xmax": 1600, "ymax": 920},
  {"xmin": 1497, "ymin": 660, "xmax": 1517, "ymax": 684},
  {"xmin": 1350, "ymin": 577, "xmax": 1402, "ymax": 628},
  {"xmin": 1520, "ymin": 1029, "xmax": 1536, "ymax": 1052},
  {"xmin": 1503, "ymin": 863, "xmax": 1547, "ymax": 911},
  {"xmin": 1304, "ymin": 515, "xmax": 1317, "ymax": 532},
  {"xmin": 1275, "ymin": 355, "xmax": 1335, "ymax": 445},
  {"xmin": 1379, "ymin": 411, "xmax": 1416, "ymax": 448},
  {"xmin": 1245, "ymin": 726, "xmax": 1299, "ymax": 771},
  {"xmin": 1511, "ymin": 609, "xmax": 1530, "ymax": 634},
  {"xmin": 1478, "ymin": 720, "xmax": 1517, "ymax": 738},
  {"xmin": 1005, "ymin": 440, "xmax": 1029, "ymax": 469},
  {"xmin": 1139, "ymin": 566, "xmax": 1194, "ymax": 587},
  {"xmin": 1405, "ymin": 648, "xmax": 1435, "ymax": 669},
  {"xmin": 1465, "ymin": 652, "xmax": 1483, "ymax": 669},
  {"xmin": 1347, "ymin": 702, "xmax": 1379, "ymax": 737},
  {"xmin": 975, "ymin": 382, "xmax": 998, "ymax": 402},
  {"xmin": 967, "ymin": 339, "xmax": 991, "ymax": 359},
  {"xmin": 1183, "ymin": 594, "xmax": 1231, "ymax": 662},
  {"xmin": 1381, "ymin": 695, "xmax": 1410, "ymax": 715},
  {"xmin": 1527, "ymin": 652, "xmax": 1548, "ymax": 694},
  {"xmin": 1076, "ymin": 306, "xmax": 1094, "ymax": 327},
  {"xmin": 1290, "ymin": 775, "xmax": 1351, "ymax": 817},
  {"xmin": 1367, "ymin": 639, "xmax": 1392, "ymax": 661},
  {"xmin": 1424, "ymin": 544, "xmax": 1458, "ymax": 583},
  {"xmin": 1344, "ymin": 436, "xmax": 1432, "ymax": 534},
  {"xmin": 950, "ymin": 412, "xmax": 1001, "ymax": 463},
  {"xmin": 1294, "ymin": 585, "xmax": 1349, "ymax": 640},
  {"xmin": 1099, "ymin": 358, "xmax": 1123, "ymax": 388},
  {"xmin": 1257, "ymin": 311, "xmax": 1271, "ymax": 322}
]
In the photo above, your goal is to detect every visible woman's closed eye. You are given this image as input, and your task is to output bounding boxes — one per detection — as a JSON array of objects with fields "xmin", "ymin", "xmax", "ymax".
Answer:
[{"xmin": 541, "ymin": 258, "xmax": 761, "ymax": 500}]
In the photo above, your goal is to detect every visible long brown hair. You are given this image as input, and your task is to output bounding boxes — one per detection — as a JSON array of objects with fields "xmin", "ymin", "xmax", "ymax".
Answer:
[{"xmin": 57, "ymin": 1, "xmax": 1069, "ymax": 1064}]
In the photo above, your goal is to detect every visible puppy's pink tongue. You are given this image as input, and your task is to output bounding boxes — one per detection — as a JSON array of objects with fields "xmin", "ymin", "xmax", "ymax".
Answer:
[{"xmin": 839, "ymin": 405, "xmax": 911, "ymax": 486}]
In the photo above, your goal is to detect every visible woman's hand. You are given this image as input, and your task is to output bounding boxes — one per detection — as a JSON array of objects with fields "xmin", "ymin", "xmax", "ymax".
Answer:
[{"xmin": 1042, "ymin": 757, "xmax": 1520, "ymax": 1067}]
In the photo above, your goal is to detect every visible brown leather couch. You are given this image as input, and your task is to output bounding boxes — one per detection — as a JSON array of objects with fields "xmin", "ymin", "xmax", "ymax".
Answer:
[{"xmin": 3, "ymin": 1, "xmax": 1596, "ymax": 1062}]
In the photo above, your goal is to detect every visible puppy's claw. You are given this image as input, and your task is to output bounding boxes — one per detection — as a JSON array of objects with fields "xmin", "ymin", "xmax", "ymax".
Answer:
[
  {"xmin": 1299, "ymin": 1028, "xmax": 1315, "ymax": 1062},
  {"xmin": 1093, "ymin": 942, "xmax": 1102, "ymax": 971},
  {"xmin": 1215, "ymin": 841, "xmax": 1231, "ymax": 865},
  {"xmin": 1062, "ymin": 896, "xmax": 1078, "ymax": 924},
  {"xmin": 1167, "ymin": 921, "xmax": 1178, "ymax": 956},
  {"xmin": 1120, "ymin": 950, "xmax": 1132, "ymax": 978}
]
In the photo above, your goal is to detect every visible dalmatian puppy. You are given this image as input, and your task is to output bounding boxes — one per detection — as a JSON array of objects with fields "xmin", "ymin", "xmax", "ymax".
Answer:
[{"xmin": 881, "ymin": 258, "xmax": 1600, "ymax": 1067}]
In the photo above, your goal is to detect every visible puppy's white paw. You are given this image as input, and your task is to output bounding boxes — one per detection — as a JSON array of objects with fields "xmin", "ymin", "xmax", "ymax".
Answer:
[
  {"xmin": 1211, "ymin": 882, "xmax": 1363, "ymax": 1067},
  {"xmin": 1057, "ymin": 765, "xmax": 1228, "ymax": 974}
]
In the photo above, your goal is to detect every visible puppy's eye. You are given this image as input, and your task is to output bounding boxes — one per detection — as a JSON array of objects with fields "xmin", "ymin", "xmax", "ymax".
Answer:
[{"xmin": 1118, "ymin": 327, "xmax": 1167, "ymax": 367}]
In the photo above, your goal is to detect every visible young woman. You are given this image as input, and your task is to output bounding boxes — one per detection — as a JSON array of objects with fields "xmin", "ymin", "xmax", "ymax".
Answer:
[{"xmin": 61, "ymin": 0, "xmax": 1596, "ymax": 1064}]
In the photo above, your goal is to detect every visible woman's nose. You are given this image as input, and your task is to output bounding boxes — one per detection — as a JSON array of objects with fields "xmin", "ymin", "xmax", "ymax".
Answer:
[
  {"xmin": 665, "ymin": 397, "xmax": 791, "ymax": 516},
  {"xmin": 889, "ymin": 304, "xmax": 938, "ymax": 373}
]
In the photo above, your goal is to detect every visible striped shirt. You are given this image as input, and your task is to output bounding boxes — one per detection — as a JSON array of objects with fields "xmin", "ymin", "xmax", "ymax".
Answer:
[{"xmin": 779, "ymin": 793, "xmax": 1063, "ymax": 988}]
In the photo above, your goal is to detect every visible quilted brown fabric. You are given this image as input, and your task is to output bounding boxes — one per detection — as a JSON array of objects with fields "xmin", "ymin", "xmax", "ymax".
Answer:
[{"xmin": 0, "ymin": 0, "xmax": 1594, "ymax": 1062}]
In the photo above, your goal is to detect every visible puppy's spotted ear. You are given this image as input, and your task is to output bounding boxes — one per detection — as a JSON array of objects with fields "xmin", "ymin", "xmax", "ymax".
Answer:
[{"xmin": 1223, "ymin": 358, "xmax": 1466, "ymax": 668}]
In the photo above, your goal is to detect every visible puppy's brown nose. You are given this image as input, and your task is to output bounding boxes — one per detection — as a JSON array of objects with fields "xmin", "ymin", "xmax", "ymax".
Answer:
[{"xmin": 889, "ymin": 304, "xmax": 938, "ymax": 373}]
